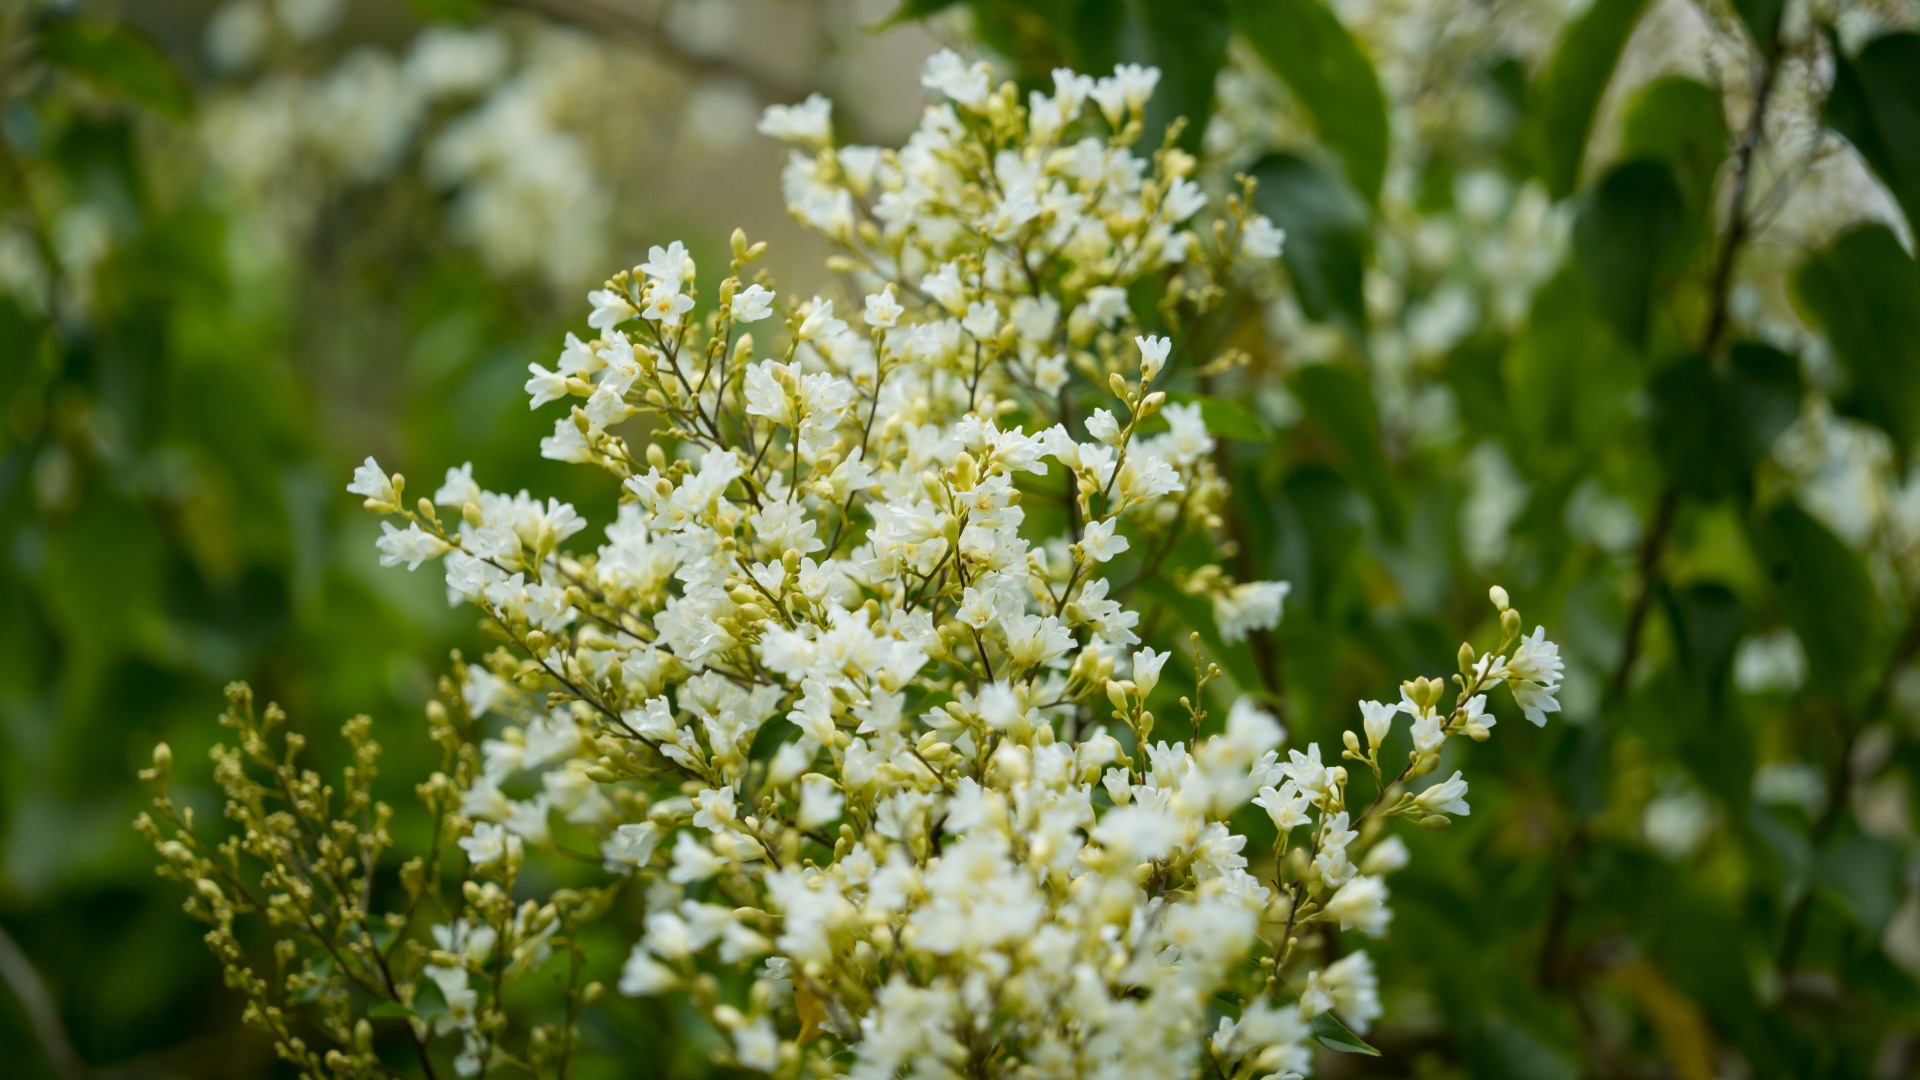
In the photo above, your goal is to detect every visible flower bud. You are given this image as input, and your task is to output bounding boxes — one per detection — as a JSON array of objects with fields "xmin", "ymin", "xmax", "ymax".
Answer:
[
  {"xmin": 1501, "ymin": 608, "xmax": 1522, "ymax": 639},
  {"xmin": 1489, "ymin": 585, "xmax": 1510, "ymax": 611}
]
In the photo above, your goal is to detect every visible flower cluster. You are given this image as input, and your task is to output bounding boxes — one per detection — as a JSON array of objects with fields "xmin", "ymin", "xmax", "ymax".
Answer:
[{"xmin": 151, "ymin": 52, "xmax": 1564, "ymax": 1079}]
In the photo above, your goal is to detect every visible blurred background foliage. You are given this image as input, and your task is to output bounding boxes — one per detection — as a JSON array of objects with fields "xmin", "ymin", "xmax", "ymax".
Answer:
[{"xmin": 2, "ymin": 0, "xmax": 1919, "ymax": 1076}]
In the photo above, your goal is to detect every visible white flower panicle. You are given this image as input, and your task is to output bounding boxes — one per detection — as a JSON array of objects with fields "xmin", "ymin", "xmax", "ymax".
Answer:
[{"xmin": 343, "ymin": 53, "xmax": 1564, "ymax": 1079}]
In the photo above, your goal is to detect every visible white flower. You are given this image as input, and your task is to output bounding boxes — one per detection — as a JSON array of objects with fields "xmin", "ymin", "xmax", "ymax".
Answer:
[
  {"xmin": 1505, "ymin": 626, "xmax": 1564, "ymax": 725},
  {"xmin": 1132, "ymin": 647, "xmax": 1169, "ymax": 697},
  {"xmin": 1085, "ymin": 408, "xmax": 1123, "ymax": 446},
  {"xmin": 733, "ymin": 1018, "xmax": 780, "ymax": 1071},
  {"xmin": 1254, "ymin": 782, "xmax": 1311, "ymax": 831},
  {"xmin": 1240, "ymin": 214, "xmax": 1286, "ymax": 259},
  {"xmin": 921, "ymin": 50, "xmax": 992, "ymax": 110},
  {"xmin": 434, "ymin": 463, "xmax": 480, "ymax": 507},
  {"xmin": 640, "ymin": 241, "xmax": 694, "ymax": 285},
  {"xmin": 797, "ymin": 775, "xmax": 844, "ymax": 829},
  {"xmin": 1415, "ymin": 770, "xmax": 1470, "ymax": 817},
  {"xmin": 587, "ymin": 287, "xmax": 635, "ymax": 330},
  {"xmin": 1359, "ymin": 699, "xmax": 1396, "ymax": 750},
  {"xmin": 864, "ymin": 289, "xmax": 903, "ymax": 328},
  {"xmin": 1325, "ymin": 874, "xmax": 1392, "ymax": 937},
  {"xmin": 962, "ymin": 298, "xmax": 1000, "ymax": 339},
  {"xmin": 457, "ymin": 822, "xmax": 519, "ymax": 868},
  {"xmin": 347, "ymin": 456, "xmax": 397, "ymax": 506},
  {"xmin": 1084, "ymin": 285, "xmax": 1129, "ymax": 326},
  {"xmin": 731, "ymin": 283, "xmax": 776, "ymax": 322},
  {"xmin": 1214, "ymin": 580, "xmax": 1289, "ymax": 644},
  {"xmin": 641, "ymin": 286, "xmax": 696, "ymax": 328},
  {"xmin": 1360, "ymin": 835, "xmax": 1410, "ymax": 875},
  {"xmin": 618, "ymin": 945, "xmax": 677, "ymax": 996},
  {"xmin": 757, "ymin": 93, "xmax": 832, "ymax": 145},
  {"xmin": 1135, "ymin": 334, "xmax": 1171, "ymax": 381},
  {"xmin": 376, "ymin": 521, "xmax": 448, "ymax": 570},
  {"xmin": 1079, "ymin": 517, "xmax": 1130, "ymax": 563},
  {"xmin": 692, "ymin": 787, "xmax": 737, "ymax": 832},
  {"xmin": 525, "ymin": 363, "xmax": 569, "ymax": 408},
  {"xmin": 1163, "ymin": 177, "xmax": 1206, "ymax": 222},
  {"xmin": 601, "ymin": 822, "xmax": 663, "ymax": 870},
  {"xmin": 1301, "ymin": 951, "xmax": 1381, "ymax": 1033}
]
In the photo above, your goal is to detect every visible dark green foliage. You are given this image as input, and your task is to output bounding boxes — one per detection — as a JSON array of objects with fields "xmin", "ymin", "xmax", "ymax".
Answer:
[
  {"xmin": 1249, "ymin": 152, "xmax": 1371, "ymax": 338},
  {"xmin": 1231, "ymin": 0, "xmax": 1389, "ymax": 203},
  {"xmin": 1825, "ymin": 33, "xmax": 1920, "ymax": 235}
]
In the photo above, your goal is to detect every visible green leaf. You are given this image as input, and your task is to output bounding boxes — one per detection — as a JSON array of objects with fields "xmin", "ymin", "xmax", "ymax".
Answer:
[
  {"xmin": 1573, "ymin": 159, "xmax": 1684, "ymax": 349},
  {"xmin": 1793, "ymin": 224, "xmax": 1920, "ymax": 456},
  {"xmin": 38, "ymin": 17, "xmax": 192, "ymax": 119},
  {"xmin": 1291, "ymin": 363, "xmax": 1400, "ymax": 536},
  {"xmin": 1248, "ymin": 152, "xmax": 1370, "ymax": 337},
  {"xmin": 366, "ymin": 1000, "xmax": 415, "ymax": 1020},
  {"xmin": 1724, "ymin": 342, "xmax": 1804, "ymax": 461},
  {"xmin": 1647, "ymin": 344, "xmax": 1801, "ymax": 499},
  {"xmin": 1620, "ymin": 77, "xmax": 1730, "ymax": 212},
  {"xmin": 1826, "ymin": 33, "xmax": 1920, "ymax": 234},
  {"xmin": 1311, "ymin": 1010, "xmax": 1381, "ymax": 1056},
  {"xmin": 878, "ymin": 0, "xmax": 964, "ymax": 28},
  {"xmin": 1231, "ymin": 0, "xmax": 1389, "ymax": 203},
  {"xmin": 1527, "ymin": 0, "xmax": 1649, "ymax": 197},
  {"xmin": 1662, "ymin": 581, "xmax": 1746, "ymax": 703},
  {"xmin": 1162, "ymin": 391, "xmax": 1271, "ymax": 442},
  {"xmin": 1752, "ymin": 503, "xmax": 1884, "ymax": 700},
  {"xmin": 1817, "ymin": 833, "xmax": 1902, "ymax": 935},
  {"xmin": 1074, "ymin": 0, "xmax": 1231, "ymax": 153},
  {"xmin": 1648, "ymin": 357, "xmax": 1734, "ymax": 499},
  {"xmin": 1731, "ymin": 0, "xmax": 1784, "ymax": 48},
  {"xmin": 1503, "ymin": 268, "xmax": 1640, "ymax": 453}
]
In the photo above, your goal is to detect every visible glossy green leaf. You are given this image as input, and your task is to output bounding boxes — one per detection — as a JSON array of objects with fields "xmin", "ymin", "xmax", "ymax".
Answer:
[
  {"xmin": 1647, "ymin": 344, "xmax": 1802, "ymax": 499},
  {"xmin": 1826, "ymin": 33, "xmax": 1920, "ymax": 234},
  {"xmin": 1231, "ymin": 0, "xmax": 1389, "ymax": 202},
  {"xmin": 1620, "ymin": 77, "xmax": 1730, "ymax": 212},
  {"xmin": 1527, "ymin": 0, "xmax": 1649, "ymax": 196},
  {"xmin": 1504, "ymin": 269, "xmax": 1640, "ymax": 452},
  {"xmin": 1793, "ymin": 224, "xmax": 1920, "ymax": 456},
  {"xmin": 1724, "ymin": 342, "xmax": 1804, "ymax": 461},
  {"xmin": 38, "ymin": 17, "xmax": 192, "ymax": 119},
  {"xmin": 1248, "ymin": 152, "xmax": 1370, "ymax": 337},
  {"xmin": 1573, "ymin": 159, "xmax": 1684, "ymax": 349},
  {"xmin": 1648, "ymin": 357, "xmax": 1729, "ymax": 497},
  {"xmin": 1311, "ymin": 1010, "xmax": 1381, "ymax": 1056},
  {"xmin": 1291, "ymin": 362, "xmax": 1400, "ymax": 535},
  {"xmin": 1752, "ymin": 503, "xmax": 1884, "ymax": 699},
  {"xmin": 1817, "ymin": 833, "xmax": 1901, "ymax": 935}
]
